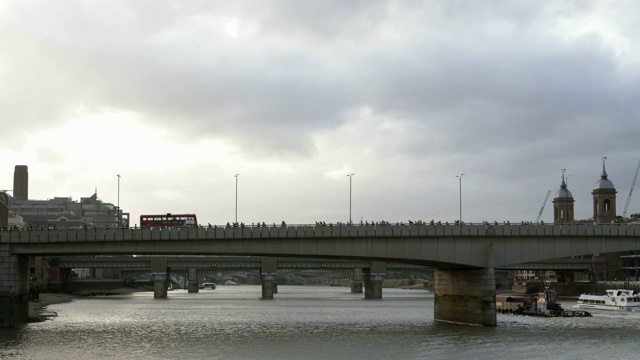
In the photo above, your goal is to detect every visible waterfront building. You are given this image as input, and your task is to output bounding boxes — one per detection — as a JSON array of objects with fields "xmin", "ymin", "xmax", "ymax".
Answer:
[
  {"xmin": 8, "ymin": 212, "xmax": 24, "ymax": 229},
  {"xmin": 76, "ymin": 192, "xmax": 127, "ymax": 229},
  {"xmin": 9, "ymin": 193, "xmax": 128, "ymax": 229},
  {"xmin": 4, "ymin": 165, "xmax": 130, "ymax": 283}
]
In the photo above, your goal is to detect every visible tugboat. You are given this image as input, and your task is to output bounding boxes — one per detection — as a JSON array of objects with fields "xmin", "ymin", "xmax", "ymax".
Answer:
[{"xmin": 497, "ymin": 287, "xmax": 592, "ymax": 317}]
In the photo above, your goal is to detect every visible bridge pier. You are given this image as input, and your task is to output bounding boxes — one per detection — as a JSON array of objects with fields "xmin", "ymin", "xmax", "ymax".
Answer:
[
  {"xmin": 351, "ymin": 268, "xmax": 363, "ymax": 293},
  {"xmin": 433, "ymin": 268, "xmax": 496, "ymax": 327},
  {"xmin": 60, "ymin": 268, "xmax": 73, "ymax": 292},
  {"xmin": 363, "ymin": 273, "xmax": 385, "ymax": 299},
  {"xmin": 151, "ymin": 257, "xmax": 168, "ymax": 299},
  {"xmin": 153, "ymin": 273, "xmax": 168, "ymax": 298},
  {"xmin": 187, "ymin": 268, "xmax": 199, "ymax": 293},
  {"xmin": 0, "ymin": 245, "xmax": 29, "ymax": 327},
  {"xmin": 363, "ymin": 262, "xmax": 386, "ymax": 299},
  {"xmin": 261, "ymin": 274, "xmax": 276, "ymax": 299},
  {"xmin": 260, "ymin": 257, "xmax": 277, "ymax": 299}
]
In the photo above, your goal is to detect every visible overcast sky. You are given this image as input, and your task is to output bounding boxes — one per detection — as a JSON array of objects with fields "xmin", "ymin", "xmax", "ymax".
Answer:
[{"xmin": 1, "ymin": 1, "xmax": 639, "ymax": 226}]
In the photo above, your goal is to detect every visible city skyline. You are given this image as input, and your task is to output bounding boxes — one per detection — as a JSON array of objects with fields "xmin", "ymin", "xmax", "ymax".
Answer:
[{"xmin": 1, "ymin": 1, "xmax": 639, "ymax": 225}]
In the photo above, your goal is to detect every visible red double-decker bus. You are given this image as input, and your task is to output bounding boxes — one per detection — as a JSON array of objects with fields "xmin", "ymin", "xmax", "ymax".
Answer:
[{"xmin": 139, "ymin": 213, "xmax": 198, "ymax": 228}]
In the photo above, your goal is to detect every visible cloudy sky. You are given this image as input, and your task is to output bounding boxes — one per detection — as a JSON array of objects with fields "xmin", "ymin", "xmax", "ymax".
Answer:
[{"xmin": 1, "ymin": 1, "xmax": 639, "ymax": 226}]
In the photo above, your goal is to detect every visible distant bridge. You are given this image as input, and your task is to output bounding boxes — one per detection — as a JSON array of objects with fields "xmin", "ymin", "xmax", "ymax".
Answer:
[{"xmin": 58, "ymin": 255, "xmax": 437, "ymax": 284}]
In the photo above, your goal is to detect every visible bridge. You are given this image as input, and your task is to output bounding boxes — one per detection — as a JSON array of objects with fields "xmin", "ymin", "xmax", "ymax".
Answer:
[
  {"xmin": 56, "ymin": 255, "xmax": 588, "ymax": 290},
  {"xmin": 56, "ymin": 255, "xmax": 436, "ymax": 293},
  {"xmin": 2, "ymin": 222, "xmax": 640, "ymax": 327}
]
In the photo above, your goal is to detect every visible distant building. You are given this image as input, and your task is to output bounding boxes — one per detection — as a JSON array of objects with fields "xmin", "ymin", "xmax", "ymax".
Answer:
[
  {"xmin": 9, "ymin": 193, "xmax": 128, "ymax": 229},
  {"xmin": 592, "ymin": 158, "xmax": 617, "ymax": 224},
  {"xmin": 77, "ymin": 192, "xmax": 128, "ymax": 228},
  {"xmin": 0, "ymin": 191, "xmax": 8, "ymax": 228},
  {"xmin": 553, "ymin": 170, "xmax": 574, "ymax": 223},
  {"xmin": 4, "ymin": 165, "xmax": 130, "ymax": 283},
  {"xmin": 8, "ymin": 212, "xmax": 24, "ymax": 229},
  {"xmin": 6, "ymin": 165, "xmax": 129, "ymax": 229}
]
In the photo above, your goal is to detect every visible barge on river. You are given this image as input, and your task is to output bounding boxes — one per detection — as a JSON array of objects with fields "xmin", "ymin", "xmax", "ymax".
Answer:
[{"xmin": 497, "ymin": 288, "xmax": 591, "ymax": 317}]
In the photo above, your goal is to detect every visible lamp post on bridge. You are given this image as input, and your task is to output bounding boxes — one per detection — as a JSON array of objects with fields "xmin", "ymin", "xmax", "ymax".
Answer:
[
  {"xmin": 456, "ymin": 173, "xmax": 464, "ymax": 224},
  {"xmin": 234, "ymin": 174, "xmax": 239, "ymax": 223},
  {"xmin": 117, "ymin": 174, "xmax": 121, "ymax": 227},
  {"xmin": 347, "ymin": 173, "xmax": 355, "ymax": 225}
]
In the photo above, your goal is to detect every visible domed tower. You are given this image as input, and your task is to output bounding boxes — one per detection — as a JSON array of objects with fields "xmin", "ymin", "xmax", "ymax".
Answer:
[
  {"xmin": 593, "ymin": 157, "xmax": 617, "ymax": 223},
  {"xmin": 553, "ymin": 169, "xmax": 575, "ymax": 223}
]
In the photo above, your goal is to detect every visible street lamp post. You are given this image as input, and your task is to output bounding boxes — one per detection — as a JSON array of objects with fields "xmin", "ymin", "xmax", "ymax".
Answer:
[
  {"xmin": 347, "ymin": 173, "xmax": 355, "ymax": 224},
  {"xmin": 456, "ymin": 173, "xmax": 464, "ymax": 224},
  {"xmin": 117, "ymin": 174, "xmax": 121, "ymax": 227},
  {"xmin": 117, "ymin": 174, "xmax": 120, "ymax": 208},
  {"xmin": 234, "ymin": 174, "xmax": 239, "ymax": 223}
]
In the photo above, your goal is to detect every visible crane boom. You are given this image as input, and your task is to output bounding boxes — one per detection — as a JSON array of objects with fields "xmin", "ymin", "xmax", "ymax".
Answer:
[
  {"xmin": 623, "ymin": 158, "xmax": 640, "ymax": 218},
  {"xmin": 536, "ymin": 190, "xmax": 551, "ymax": 223}
]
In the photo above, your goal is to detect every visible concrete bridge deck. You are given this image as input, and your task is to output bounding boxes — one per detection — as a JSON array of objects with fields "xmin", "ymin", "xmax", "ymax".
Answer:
[
  {"xmin": 3, "ymin": 223, "xmax": 640, "ymax": 328},
  {"xmin": 4, "ymin": 223, "xmax": 640, "ymax": 268}
]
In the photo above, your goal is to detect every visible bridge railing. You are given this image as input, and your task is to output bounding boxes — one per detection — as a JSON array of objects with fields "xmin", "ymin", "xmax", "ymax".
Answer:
[{"xmin": 2, "ymin": 223, "xmax": 640, "ymax": 243}]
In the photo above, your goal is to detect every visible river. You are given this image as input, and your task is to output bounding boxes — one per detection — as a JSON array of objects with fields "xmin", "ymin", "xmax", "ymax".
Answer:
[{"xmin": 1, "ymin": 286, "xmax": 638, "ymax": 359}]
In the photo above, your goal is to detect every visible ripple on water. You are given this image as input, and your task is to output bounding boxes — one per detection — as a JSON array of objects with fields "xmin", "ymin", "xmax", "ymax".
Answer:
[{"xmin": 3, "ymin": 287, "xmax": 640, "ymax": 360}]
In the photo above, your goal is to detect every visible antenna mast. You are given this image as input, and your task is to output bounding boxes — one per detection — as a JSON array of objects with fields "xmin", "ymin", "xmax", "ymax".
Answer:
[{"xmin": 623, "ymin": 158, "xmax": 640, "ymax": 218}]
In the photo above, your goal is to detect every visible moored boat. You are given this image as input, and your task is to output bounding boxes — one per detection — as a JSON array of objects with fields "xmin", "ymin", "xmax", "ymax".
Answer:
[
  {"xmin": 497, "ymin": 288, "xmax": 592, "ymax": 317},
  {"xmin": 574, "ymin": 289, "xmax": 640, "ymax": 311}
]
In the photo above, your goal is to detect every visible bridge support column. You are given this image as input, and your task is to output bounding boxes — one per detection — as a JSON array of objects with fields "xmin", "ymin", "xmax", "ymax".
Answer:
[
  {"xmin": 351, "ymin": 268, "xmax": 363, "ymax": 293},
  {"xmin": 60, "ymin": 268, "xmax": 73, "ymax": 292},
  {"xmin": 363, "ymin": 273, "xmax": 385, "ymax": 299},
  {"xmin": 151, "ymin": 257, "xmax": 168, "ymax": 299},
  {"xmin": 363, "ymin": 262, "xmax": 386, "ymax": 299},
  {"xmin": 0, "ymin": 245, "xmax": 29, "ymax": 327},
  {"xmin": 260, "ymin": 257, "xmax": 277, "ymax": 299},
  {"xmin": 187, "ymin": 268, "xmax": 199, "ymax": 293},
  {"xmin": 153, "ymin": 273, "xmax": 168, "ymax": 298},
  {"xmin": 434, "ymin": 268, "xmax": 496, "ymax": 327},
  {"xmin": 261, "ymin": 274, "xmax": 276, "ymax": 299}
]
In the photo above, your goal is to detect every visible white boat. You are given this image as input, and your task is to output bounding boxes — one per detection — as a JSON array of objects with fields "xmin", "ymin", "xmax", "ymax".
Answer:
[
  {"xmin": 574, "ymin": 289, "xmax": 640, "ymax": 311},
  {"xmin": 225, "ymin": 280, "xmax": 238, "ymax": 286},
  {"xmin": 199, "ymin": 282, "xmax": 217, "ymax": 289}
]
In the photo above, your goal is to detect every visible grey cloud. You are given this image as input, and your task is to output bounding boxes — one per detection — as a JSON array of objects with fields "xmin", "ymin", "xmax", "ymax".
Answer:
[{"xmin": 1, "ymin": 0, "xmax": 639, "ymax": 165}]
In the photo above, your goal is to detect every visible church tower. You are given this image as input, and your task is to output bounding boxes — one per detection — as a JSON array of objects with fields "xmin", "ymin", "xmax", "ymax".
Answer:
[
  {"xmin": 593, "ymin": 157, "xmax": 617, "ymax": 223},
  {"xmin": 553, "ymin": 169, "xmax": 574, "ymax": 223}
]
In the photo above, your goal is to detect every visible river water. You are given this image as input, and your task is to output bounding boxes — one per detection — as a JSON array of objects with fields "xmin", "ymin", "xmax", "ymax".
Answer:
[{"xmin": 1, "ymin": 286, "xmax": 639, "ymax": 360}]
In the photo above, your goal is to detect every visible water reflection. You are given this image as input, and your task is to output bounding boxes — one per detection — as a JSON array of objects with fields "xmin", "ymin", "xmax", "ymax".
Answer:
[{"xmin": 1, "ymin": 286, "xmax": 639, "ymax": 360}]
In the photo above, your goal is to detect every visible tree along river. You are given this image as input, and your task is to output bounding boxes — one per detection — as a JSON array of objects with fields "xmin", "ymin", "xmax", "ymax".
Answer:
[{"xmin": 1, "ymin": 285, "xmax": 639, "ymax": 360}]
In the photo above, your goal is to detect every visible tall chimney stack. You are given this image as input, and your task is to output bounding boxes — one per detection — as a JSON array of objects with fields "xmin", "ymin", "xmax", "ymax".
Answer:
[{"xmin": 13, "ymin": 165, "xmax": 28, "ymax": 200}]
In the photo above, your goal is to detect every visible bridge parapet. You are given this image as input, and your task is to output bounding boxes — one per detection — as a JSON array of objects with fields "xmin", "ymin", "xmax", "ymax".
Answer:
[{"xmin": 3, "ymin": 223, "xmax": 640, "ymax": 244}]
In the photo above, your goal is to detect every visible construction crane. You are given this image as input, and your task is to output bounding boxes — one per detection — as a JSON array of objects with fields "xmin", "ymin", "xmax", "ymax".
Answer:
[
  {"xmin": 536, "ymin": 190, "xmax": 551, "ymax": 223},
  {"xmin": 623, "ymin": 158, "xmax": 640, "ymax": 218}
]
